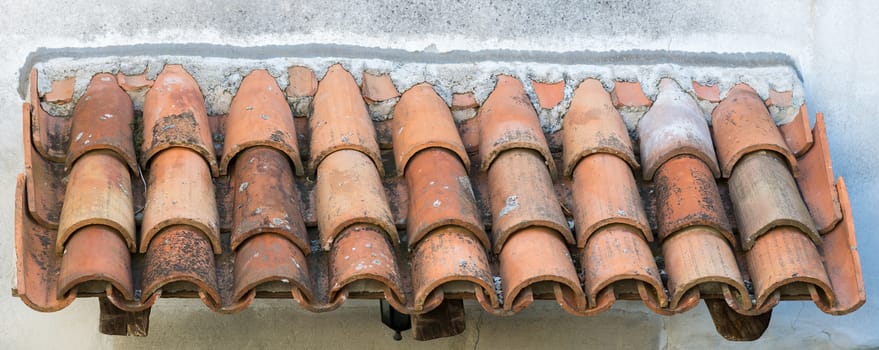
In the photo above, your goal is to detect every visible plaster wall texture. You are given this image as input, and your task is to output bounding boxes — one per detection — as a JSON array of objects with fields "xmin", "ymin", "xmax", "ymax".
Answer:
[{"xmin": 1, "ymin": 1, "xmax": 876, "ymax": 349}]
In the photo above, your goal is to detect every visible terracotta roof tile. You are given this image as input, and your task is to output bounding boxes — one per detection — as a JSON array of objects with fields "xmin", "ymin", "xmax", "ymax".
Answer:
[
  {"xmin": 142, "ymin": 65, "xmax": 218, "ymax": 176},
  {"xmin": 221, "ymin": 69, "xmax": 304, "ymax": 176},
  {"xmin": 22, "ymin": 99, "xmax": 64, "ymax": 228},
  {"xmin": 499, "ymin": 227, "xmax": 582, "ymax": 311},
  {"xmin": 692, "ymin": 81, "xmax": 721, "ymax": 102},
  {"xmin": 233, "ymin": 233, "xmax": 311, "ymax": 303},
  {"xmin": 286, "ymin": 66, "xmax": 318, "ymax": 117},
  {"xmin": 728, "ymin": 151, "xmax": 818, "ymax": 250},
  {"xmin": 116, "ymin": 73, "xmax": 154, "ymax": 91},
  {"xmin": 59, "ymin": 225, "xmax": 134, "ymax": 300},
  {"xmin": 571, "ymin": 153, "xmax": 650, "ymax": 247},
  {"xmin": 816, "ymin": 178, "xmax": 866, "ymax": 314},
  {"xmin": 639, "ymin": 78, "xmax": 719, "ymax": 180},
  {"xmin": 581, "ymin": 225, "xmax": 665, "ymax": 308},
  {"xmin": 795, "ymin": 112, "xmax": 842, "ymax": 233},
  {"xmin": 745, "ymin": 226, "xmax": 831, "ymax": 308},
  {"xmin": 451, "ymin": 92, "xmax": 478, "ymax": 110},
  {"xmin": 662, "ymin": 227, "xmax": 747, "ymax": 310},
  {"xmin": 531, "ymin": 80, "xmax": 565, "ymax": 109},
  {"xmin": 141, "ymin": 148, "xmax": 220, "ymax": 254},
  {"xmin": 487, "ymin": 150, "xmax": 572, "ymax": 252},
  {"xmin": 309, "ymin": 64, "xmax": 383, "ymax": 176},
  {"xmin": 404, "ymin": 148, "xmax": 487, "ymax": 250},
  {"xmin": 779, "ymin": 104, "xmax": 814, "ymax": 156},
  {"xmin": 392, "ymin": 83, "xmax": 469, "ymax": 176},
  {"xmin": 361, "ymin": 72, "xmax": 400, "ymax": 103},
  {"xmin": 478, "ymin": 75, "xmax": 555, "ymax": 176},
  {"xmin": 14, "ymin": 64, "xmax": 865, "ymax": 341},
  {"xmin": 410, "ymin": 227, "xmax": 495, "ymax": 312},
  {"xmin": 329, "ymin": 225, "xmax": 405, "ymax": 309},
  {"xmin": 765, "ymin": 89, "xmax": 793, "ymax": 107},
  {"xmin": 450, "ymin": 92, "xmax": 479, "ymax": 124},
  {"xmin": 67, "ymin": 73, "xmax": 137, "ymax": 173},
  {"xmin": 610, "ymin": 81, "xmax": 651, "ymax": 108},
  {"xmin": 44, "ymin": 77, "xmax": 76, "ymax": 104},
  {"xmin": 562, "ymin": 79, "xmax": 638, "ymax": 176},
  {"xmin": 15, "ymin": 175, "xmax": 76, "ymax": 312},
  {"xmin": 654, "ymin": 155, "xmax": 733, "ymax": 244},
  {"xmin": 57, "ymin": 151, "xmax": 135, "ymax": 254},
  {"xmin": 712, "ymin": 84, "xmax": 798, "ymax": 178},
  {"xmin": 230, "ymin": 147, "xmax": 309, "ymax": 252},
  {"xmin": 361, "ymin": 72, "xmax": 400, "ymax": 121},
  {"xmin": 315, "ymin": 150, "xmax": 397, "ymax": 250},
  {"xmin": 28, "ymin": 69, "xmax": 68, "ymax": 163},
  {"xmin": 141, "ymin": 225, "xmax": 221, "ymax": 308}
]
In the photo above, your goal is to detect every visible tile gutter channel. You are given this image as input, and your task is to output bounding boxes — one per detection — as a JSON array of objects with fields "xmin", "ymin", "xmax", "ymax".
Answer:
[{"xmin": 18, "ymin": 43, "xmax": 803, "ymax": 100}]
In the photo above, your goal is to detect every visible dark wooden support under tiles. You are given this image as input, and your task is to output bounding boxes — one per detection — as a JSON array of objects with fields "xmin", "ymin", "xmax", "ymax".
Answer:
[
  {"xmin": 98, "ymin": 297, "xmax": 151, "ymax": 336},
  {"xmin": 411, "ymin": 299, "xmax": 467, "ymax": 341},
  {"xmin": 705, "ymin": 299, "xmax": 772, "ymax": 341}
]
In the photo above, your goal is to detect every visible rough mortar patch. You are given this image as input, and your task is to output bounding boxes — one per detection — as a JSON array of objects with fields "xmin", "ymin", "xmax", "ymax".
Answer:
[{"xmin": 34, "ymin": 56, "xmax": 804, "ymax": 130}]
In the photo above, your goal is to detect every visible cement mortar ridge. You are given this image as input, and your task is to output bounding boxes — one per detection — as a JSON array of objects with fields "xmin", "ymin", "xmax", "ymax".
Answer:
[{"xmin": 22, "ymin": 44, "xmax": 805, "ymax": 132}]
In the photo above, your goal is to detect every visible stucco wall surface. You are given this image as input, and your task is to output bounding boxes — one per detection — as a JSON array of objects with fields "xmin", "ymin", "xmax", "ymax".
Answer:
[{"xmin": 1, "ymin": 1, "xmax": 876, "ymax": 349}]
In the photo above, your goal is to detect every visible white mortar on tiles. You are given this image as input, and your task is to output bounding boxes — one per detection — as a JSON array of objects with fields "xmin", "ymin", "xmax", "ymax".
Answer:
[{"xmin": 34, "ymin": 56, "xmax": 804, "ymax": 133}]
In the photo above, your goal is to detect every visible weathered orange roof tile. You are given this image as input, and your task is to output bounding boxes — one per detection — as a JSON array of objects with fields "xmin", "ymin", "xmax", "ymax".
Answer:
[
  {"xmin": 712, "ymin": 83, "xmax": 797, "ymax": 178},
  {"xmin": 692, "ymin": 81, "xmax": 721, "ymax": 102},
  {"xmin": 404, "ymin": 148, "xmax": 487, "ymax": 249},
  {"xmin": 309, "ymin": 64, "xmax": 383, "ymax": 176},
  {"xmin": 487, "ymin": 150, "xmax": 572, "ymax": 252},
  {"xmin": 392, "ymin": 83, "xmax": 469, "ymax": 176},
  {"xmin": 581, "ymin": 225, "xmax": 665, "ymax": 308},
  {"xmin": 478, "ymin": 75, "xmax": 555, "ymax": 176},
  {"xmin": 796, "ymin": 112, "xmax": 842, "ymax": 233},
  {"xmin": 142, "ymin": 64, "xmax": 218, "ymax": 176},
  {"xmin": 14, "ymin": 63, "xmax": 864, "ymax": 341},
  {"xmin": 765, "ymin": 89, "xmax": 793, "ymax": 107},
  {"xmin": 410, "ymin": 227, "xmax": 495, "ymax": 312},
  {"xmin": 662, "ymin": 227, "xmax": 747, "ymax": 310},
  {"xmin": 451, "ymin": 92, "xmax": 478, "ymax": 110},
  {"xmin": 67, "ymin": 73, "xmax": 137, "ymax": 173},
  {"xmin": 141, "ymin": 148, "xmax": 220, "ymax": 254},
  {"xmin": 59, "ymin": 225, "xmax": 133, "ymax": 300},
  {"xmin": 233, "ymin": 233, "xmax": 311, "ymax": 304},
  {"xmin": 499, "ymin": 227, "xmax": 582, "ymax": 311},
  {"xmin": 116, "ymin": 73, "xmax": 154, "ymax": 91},
  {"xmin": 361, "ymin": 72, "xmax": 400, "ymax": 103},
  {"xmin": 141, "ymin": 225, "xmax": 220, "ymax": 308},
  {"xmin": 562, "ymin": 79, "xmax": 638, "ymax": 176},
  {"xmin": 230, "ymin": 147, "xmax": 308, "ymax": 252},
  {"xmin": 221, "ymin": 69, "xmax": 303, "ymax": 176},
  {"xmin": 329, "ymin": 225, "xmax": 405, "ymax": 309},
  {"xmin": 816, "ymin": 178, "xmax": 865, "ymax": 314},
  {"xmin": 653, "ymin": 155, "xmax": 733, "ymax": 244},
  {"xmin": 639, "ymin": 78, "xmax": 719, "ymax": 180},
  {"xmin": 745, "ymin": 226, "xmax": 831, "ymax": 308},
  {"xmin": 28, "ymin": 69, "xmax": 67, "ymax": 163},
  {"xmin": 57, "ymin": 151, "xmax": 135, "ymax": 254},
  {"xmin": 610, "ymin": 81, "xmax": 651, "ymax": 108},
  {"xmin": 779, "ymin": 104, "xmax": 814, "ymax": 156},
  {"xmin": 571, "ymin": 153, "xmax": 650, "ymax": 247},
  {"xmin": 728, "ymin": 151, "xmax": 818, "ymax": 250},
  {"xmin": 44, "ymin": 77, "xmax": 76, "ymax": 104},
  {"xmin": 315, "ymin": 150, "xmax": 397, "ymax": 250},
  {"xmin": 531, "ymin": 80, "xmax": 565, "ymax": 109},
  {"xmin": 286, "ymin": 66, "xmax": 318, "ymax": 117}
]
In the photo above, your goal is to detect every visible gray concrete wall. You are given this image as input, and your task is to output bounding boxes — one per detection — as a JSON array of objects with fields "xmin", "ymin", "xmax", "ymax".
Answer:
[{"xmin": 1, "ymin": 1, "xmax": 876, "ymax": 348}]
